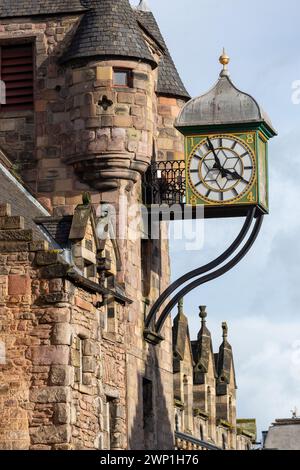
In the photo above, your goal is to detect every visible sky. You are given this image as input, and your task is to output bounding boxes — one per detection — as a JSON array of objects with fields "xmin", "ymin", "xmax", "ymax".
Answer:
[{"xmin": 132, "ymin": 0, "xmax": 300, "ymax": 438}]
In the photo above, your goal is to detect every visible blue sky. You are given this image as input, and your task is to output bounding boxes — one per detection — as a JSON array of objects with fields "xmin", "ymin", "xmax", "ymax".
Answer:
[{"xmin": 133, "ymin": 0, "xmax": 300, "ymax": 438}]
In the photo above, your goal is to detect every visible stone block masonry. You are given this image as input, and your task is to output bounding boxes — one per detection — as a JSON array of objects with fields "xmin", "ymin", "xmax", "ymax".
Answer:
[
  {"xmin": 0, "ymin": 1, "xmax": 190, "ymax": 451},
  {"xmin": 0, "ymin": 203, "xmax": 126, "ymax": 450}
]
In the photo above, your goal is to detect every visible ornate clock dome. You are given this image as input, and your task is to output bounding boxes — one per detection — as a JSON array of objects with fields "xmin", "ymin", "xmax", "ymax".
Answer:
[
  {"xmin": 175, "ymin": 50, "xmax": 276, "ymax": 136},
  {"xmin": 175, "ymin": 51, "xmax": 277, "ymax": 218}
]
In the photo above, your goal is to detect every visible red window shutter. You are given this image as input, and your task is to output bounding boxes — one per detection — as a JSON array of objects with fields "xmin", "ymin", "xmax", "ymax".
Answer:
[{"xmin": 0, "ymin": 44, "xmax": 34, "ymax": 112}]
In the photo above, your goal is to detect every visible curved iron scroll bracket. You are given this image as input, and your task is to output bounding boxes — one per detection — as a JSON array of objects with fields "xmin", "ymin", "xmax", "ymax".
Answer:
[{"xmin": 144, "ymin": 207, "xmax": 263, "ymax": 345}]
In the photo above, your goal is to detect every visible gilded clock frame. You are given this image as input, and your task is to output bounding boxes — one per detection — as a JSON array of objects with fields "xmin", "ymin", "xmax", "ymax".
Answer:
[{"xmin": 186, "ymin": 132, "xmax": 258, "ymax": 207}]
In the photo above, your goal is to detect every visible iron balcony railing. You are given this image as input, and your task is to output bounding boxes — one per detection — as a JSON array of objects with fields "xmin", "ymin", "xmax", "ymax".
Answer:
[
  {"xmin": 142, "ymin": 160, "xmax": 186, "ymax": 206},
  {"xmin": 175, "ymin": 431, "xmax": 221, "ymax": 451}
]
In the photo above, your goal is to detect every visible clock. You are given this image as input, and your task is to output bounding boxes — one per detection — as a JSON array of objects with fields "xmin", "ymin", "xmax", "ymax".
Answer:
[
  {"xmin": 175, "ymin": 52, "xmax": 277, "ymax": 218},
  {"xmin": 180, "ymin": 130, "xmax": 273, "ymax": 217},
  {"xmin": 187, "ymin": 134, "xmax": 256, "ymax": 204}
]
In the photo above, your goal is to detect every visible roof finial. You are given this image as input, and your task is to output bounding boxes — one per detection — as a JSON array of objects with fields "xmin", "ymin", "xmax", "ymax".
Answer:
[
  {"xmin": 199, "ymin": 306, "xmax": 207, "ymax": 325},
  {"xmin": 178, "ymin": 298, "xmax": 184, "ymax": 315},
  {"xmin": 219, "ymin": 48, "xmax": 230, "ymax": 77},
  {"xmin": 222, "ymin": 321, "xmax": 228, "ymax": 340},
  {"xmin": 136, "ymin": 0, "xmax": 151, "ymax": 12}
]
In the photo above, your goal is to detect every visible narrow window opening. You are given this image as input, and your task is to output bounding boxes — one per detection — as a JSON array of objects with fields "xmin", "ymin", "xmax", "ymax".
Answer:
[
  {"xmin": 141, "ymin": 239, "xmax": 151, "ymax": 298},
  {"xmin": 105, "ymin": 396, "xmax": 117, "ymax": 450},
  {"xmin": 113, "ymin": 68, "xmax": 133, "ymax": 88},
  {"xmin": 200, "ymin": 424, "xmax": 204, "ymax": 441},
  {"xmin": 222, "ymin": 433, "xmax": 227, "ymax": 450},
  {"xmin": 143, "ymin": 378, "xmax": 154, "ymax": 448},
  {"xmin": 73, "ymin": 336, "xmax": 84, "ymax": 384}
]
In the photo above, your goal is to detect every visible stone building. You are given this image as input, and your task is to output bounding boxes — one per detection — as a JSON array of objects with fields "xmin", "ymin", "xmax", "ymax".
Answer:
[
  {"xmin": 173, "ymin": 301, "xmax": 256, "ymax": 450},
  {"xmin": 0, "ymin": 0, "xmax": 254, "ymax": 450},
  {"xmin": 263, "ymin": 417, "xmax": 300, "ymax": 450}
]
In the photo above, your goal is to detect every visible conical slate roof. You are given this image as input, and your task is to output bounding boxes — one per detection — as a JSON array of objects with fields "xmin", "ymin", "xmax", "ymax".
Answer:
[
  {"xmin": 0, "ymin": 1, "xmax": 86, "ymax": 17},
  {"xmin": 176, "ymin": 59, "xmax": 277, "ymax": 134},
  {"xmin": 0, "ymin": 1, "xmax": 189, "ymax": 100},
  {"xmin": 134, "ymin": 5, "xmax": 190, "ymax": 100},
  {"xmin": 61, "ymin": 0, "xmax": 156, "ymax": 67}
]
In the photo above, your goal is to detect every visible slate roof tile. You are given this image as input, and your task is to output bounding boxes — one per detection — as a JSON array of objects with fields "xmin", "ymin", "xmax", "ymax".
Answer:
[
  {"xmin": 0, "ymin": 0, "xmax": 86, "ymax": 17},
  {"xmin": 134, "ymin": 9, "xmax": 190, "ymax": 100},
  {"xmin": 1, "ymin": 1, "xmax": 189, "ymax": 99},
  {"xmin": 61, "ymin": 0, "xmax": 156, "ymax": 67},
  {"xmin": 0, "ymin": 156, "xmax": 50, "ymax": 242}
]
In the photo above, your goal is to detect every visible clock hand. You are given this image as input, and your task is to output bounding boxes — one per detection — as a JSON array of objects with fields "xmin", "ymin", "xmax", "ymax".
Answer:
[
  {"xmin": 206, "ymin": 137, "xmax": 223, "ymax": 170},
  {"xmin": 222, "ymin": 168, "xmax": 241, "ymax": 180}
]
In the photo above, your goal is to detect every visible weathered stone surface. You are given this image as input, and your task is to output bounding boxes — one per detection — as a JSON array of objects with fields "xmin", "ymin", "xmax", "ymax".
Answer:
[
  {"xmin": 0, "ymin": 203, "xmax": 11, "ymax": 217},
  {"xmin": 53, "ymin": 404, "xmax": 70, "ymax": 425},
  {"xmin": 8, "ymin": 275, "xmax": 30, "ymax": 295},
  {"xmin": 0, "ymin": 384, "xmax": 9, "ymax": 394},
  {"xmin": 49, "ymin": 365, "xmax": 72, "ymax": 386},
  {"xmin": 37, "ymin": 292, "xmax": 70, "ymax": 304},
  {"xmin": 0, "ymin": 230, "xmax": 32, "ymax": 241},
  {"xmin": 51, "ymin": 323, "xmax": 72, "ymax": 345},
  {"xmin": 30, "ymin": 425, "xmax": 71, "ymax": 445},
  {"xmin": 35, "ymin": 251, "xmax": 60, "ymax": 266},
  {"xmin": 39, "ymin": 308, "xmax": 71, "ymax": 324},
  {"xmin": 83, "ymin": 339, "xmax": 96, "ymax": 356},
  {"xmin": 0, "ymin": 8, "xmax": 191, "ymax": 454},
  {"xmin": 0, "ymin": 241, "xmax": 29, "ymax": 252},
  {"xmin": 30, "ymin": 345, "xmax": 70, "ymax": 365},
  {"xmin": 30, "ymin": 386, "xmax": 70, "ymax": 404},
  {"xmin": 82, "ymin": 356, "xmax": 96, "ymax": 373},
  {"xmin": 29, "ymin": 241, "xmax": 49, "ymax": 251},
  {"xmin": 39, "ymin": 264, "xmax": 69, "ymax": 279},
  {"xmin": 0, "ymin": 216, "xmax": 24, "ymax": 230}
]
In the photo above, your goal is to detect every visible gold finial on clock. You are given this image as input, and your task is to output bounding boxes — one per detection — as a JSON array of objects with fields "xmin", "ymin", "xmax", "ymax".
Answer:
[{"xmin": 219, "ymin": 48, "xmax": 230, "ymax": 77}]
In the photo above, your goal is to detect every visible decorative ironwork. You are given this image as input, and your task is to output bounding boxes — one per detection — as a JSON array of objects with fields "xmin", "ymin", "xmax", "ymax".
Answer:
[
  {"xmin": 144, "ymin": 208, "xmax": 264, "ymax": 344},
  {"xmin": 142, "ymin": 160, "xmax": 186, "ymax": 206}
]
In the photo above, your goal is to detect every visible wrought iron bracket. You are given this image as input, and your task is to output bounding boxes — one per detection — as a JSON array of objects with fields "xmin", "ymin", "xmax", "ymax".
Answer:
[{"xmin": 144, "ymin": 207, "xmax": 263, "ymax": 345}]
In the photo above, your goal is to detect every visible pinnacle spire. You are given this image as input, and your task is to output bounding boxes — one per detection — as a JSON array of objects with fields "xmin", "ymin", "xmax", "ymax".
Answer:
[
  {"xmin": 178, "ymin": 298, "xmax": 184, "ymax": 315},
  {"xmin": 199, "ymin": 305, "xmax": 207, "ymax": 325},
  {"xmin": 222, "ymin": 321, "xmax": 228, "ymax": 340}
]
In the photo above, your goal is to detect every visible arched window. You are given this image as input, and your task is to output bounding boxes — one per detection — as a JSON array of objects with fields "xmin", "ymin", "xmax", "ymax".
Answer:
[{"xmin": 222, "ymin": 433, "xmax": 227, "ymax": 450}]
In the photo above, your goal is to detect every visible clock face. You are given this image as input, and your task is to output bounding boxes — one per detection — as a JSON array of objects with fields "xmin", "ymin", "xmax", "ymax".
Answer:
[{"xmin": 188, "ymin": 135, "xmax": 256, "ymax": 204}]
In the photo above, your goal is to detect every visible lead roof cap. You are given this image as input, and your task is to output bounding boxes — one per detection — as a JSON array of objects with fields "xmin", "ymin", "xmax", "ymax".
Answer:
[{"xmin": 176, "ymin": 50, "xmax": 277, "ymax": 135}]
